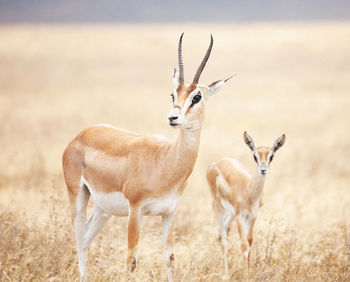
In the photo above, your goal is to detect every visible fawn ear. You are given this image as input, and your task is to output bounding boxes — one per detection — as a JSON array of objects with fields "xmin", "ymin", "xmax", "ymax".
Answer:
[
  {"xmin": 272, "ymin": 134, "xmax": 286, "ymax": 152},
  {"xmin": 172, "ymin": 68, "xmax": 180, "ymax": 86},
  {"xmin": 244, "ymin": 131, "xmax": 256, "ymax": 151},
  {"xmin": 207, "ymin": 75, "xmax": 236, "ymax": 99}
]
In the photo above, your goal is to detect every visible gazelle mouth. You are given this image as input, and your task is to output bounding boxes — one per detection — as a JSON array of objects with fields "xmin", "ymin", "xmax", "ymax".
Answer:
[{"xmin": 169, "ymin": 122, "xmax": 181, "ymax": 127}]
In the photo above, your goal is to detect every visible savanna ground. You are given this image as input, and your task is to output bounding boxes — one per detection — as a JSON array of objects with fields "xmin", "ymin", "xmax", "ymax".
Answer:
[{"xmin": 0, "ymin": 22, "xmax": 349, "ymax": 281}]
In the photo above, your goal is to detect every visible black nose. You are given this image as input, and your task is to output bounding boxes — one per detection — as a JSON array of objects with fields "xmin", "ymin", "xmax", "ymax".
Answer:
[{"xmin": 168, "ymin": 116, "xmax": 178, "ymax": 121}]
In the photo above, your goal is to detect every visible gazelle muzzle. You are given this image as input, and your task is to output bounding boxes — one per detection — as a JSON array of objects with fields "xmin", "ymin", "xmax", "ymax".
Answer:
[
  {"xmin": 168, "ymin": 106, "xmax": 183, "ymax": 126},
  {"xmin": 258, "ymin": 163, "xmax": 268, "ymax": 175}
]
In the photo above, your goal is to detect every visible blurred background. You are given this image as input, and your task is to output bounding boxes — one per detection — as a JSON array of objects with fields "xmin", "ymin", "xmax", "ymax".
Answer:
[
  {"xmin": 0, "ymin": 1, "xmax": 349, "ymax": 281},
  {"xmin": 1, "ymin": 0, "xmax": 350, "ymax": 22}
]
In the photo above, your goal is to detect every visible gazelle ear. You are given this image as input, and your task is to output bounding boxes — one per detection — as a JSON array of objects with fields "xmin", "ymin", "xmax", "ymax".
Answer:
[
  {"xmin": 173, "ymin": 68, "xmax": 180, "ymax": 86},
  {"xmin": 207, "ymin": 74, "xmax": 236, "ymax": 99},
  {"xmin": 244, "ymin": 131, "xmax": 256, "ymax": 151},
  {"xmin": 272, "ymin": 134, "xmax": 286, "ymax": 152}
]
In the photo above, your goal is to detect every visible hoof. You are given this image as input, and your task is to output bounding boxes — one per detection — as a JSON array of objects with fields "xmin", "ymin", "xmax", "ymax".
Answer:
[{"xmin": 128, "ymin": 257, "xmax": 137, "ymax": 273}]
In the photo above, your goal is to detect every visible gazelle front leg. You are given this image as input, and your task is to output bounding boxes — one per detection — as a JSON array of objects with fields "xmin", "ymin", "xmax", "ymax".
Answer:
[
  {"xmin": 162, "ymin": 211, "xmax": 176, "ymax": 282},
  {"xmin": 219, "ymin": 211, "xmax": 234, "ymax": 279},
  {"xmin": 127, "ymin": 205, "xmax": 141, "ymax": 274},
  {"xmin": 247, "ymin": 218, "xmax": 256, "ymax": 270},
  {"xmin": 237, "ymin": 212, "xmax": 252, "ymax": 279}
]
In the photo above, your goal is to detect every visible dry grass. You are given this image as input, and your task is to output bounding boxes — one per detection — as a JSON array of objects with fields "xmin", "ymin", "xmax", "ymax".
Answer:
[{"xmin": 0, "ymin": 22, "xmax": 349, "ymax": 281}]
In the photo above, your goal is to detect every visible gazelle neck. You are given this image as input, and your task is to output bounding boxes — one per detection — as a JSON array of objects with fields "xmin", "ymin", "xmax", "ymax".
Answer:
[
  {"xmin": 247, "ymin": 171, "xmax": 266, "ymax": 204},
  {"xmin": 179, "ymin": 119, "xmax": 202, "ymax": 145},
  {"xmin": 170, "ymin": 122, "xmax": 202, "ymax": 180}
]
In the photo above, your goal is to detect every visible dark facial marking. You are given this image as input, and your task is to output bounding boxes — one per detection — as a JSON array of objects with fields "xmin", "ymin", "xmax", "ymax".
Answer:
[
  {"xmin": 191, "ymin": 92, "xmax": 202, "ymax": 107},
  {"xmin": 170, "ymin": 93, "xmax": 175, "ymax": 102},
  {"xmin": 253, "ymin": 154, "xmax": 258, "ymax": 163}
]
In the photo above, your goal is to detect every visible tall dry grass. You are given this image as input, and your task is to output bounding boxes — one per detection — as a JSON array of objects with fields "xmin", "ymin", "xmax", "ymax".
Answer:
[{"xmin": 0, "ymin": 22, "xmax": 349, "ymax": 281}]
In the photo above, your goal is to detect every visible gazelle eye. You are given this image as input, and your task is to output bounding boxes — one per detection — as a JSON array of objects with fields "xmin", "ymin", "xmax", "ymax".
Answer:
[
  {"xmin": 253, "ymin": 155, "xmax": 258, "ymax": 163},
  {"xmin": 191, "ymin": 94, "xmax": 201, "ymax": 106},
  {"xmin": 269, "ymin": 154, "xmax": 274, "ymax": 162},
  {"xmin": 170, "ymin": 93, "xmax": 175, "ymax": 102}
]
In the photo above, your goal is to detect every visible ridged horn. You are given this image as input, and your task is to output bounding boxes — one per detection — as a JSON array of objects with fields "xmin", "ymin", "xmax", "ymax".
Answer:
[
  {"xmin": 178, "ymin": 33, "xmax": 184, "ymax": 84},
  {"xmin": 193, "ymin": 34, "xmax": 213, "ymax": 84}
]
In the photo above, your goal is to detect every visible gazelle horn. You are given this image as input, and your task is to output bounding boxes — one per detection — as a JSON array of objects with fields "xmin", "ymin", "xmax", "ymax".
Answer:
[
  {"xmin": 193, "ymin": 34, "xmax": 213, "ymax": 84},
  {"xmin": 178, "ymin": 33, "xmax": 184, "ymax": 84}
]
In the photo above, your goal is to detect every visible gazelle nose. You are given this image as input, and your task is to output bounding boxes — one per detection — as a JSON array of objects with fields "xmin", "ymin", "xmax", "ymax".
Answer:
[{"xmin": 168, "ymin": 116, "xmax": 178, "ymax": 121}]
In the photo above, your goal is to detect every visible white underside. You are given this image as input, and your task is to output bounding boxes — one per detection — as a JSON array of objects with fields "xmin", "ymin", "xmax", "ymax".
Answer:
[{"xmin": 81, "ymin": 177, "xmax": 180, "ymax": 217}]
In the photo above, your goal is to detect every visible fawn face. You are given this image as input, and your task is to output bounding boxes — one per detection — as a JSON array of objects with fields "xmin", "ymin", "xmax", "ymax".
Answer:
[{"xmin": 244, "ymin": 131, "xmax": 286, "ymax": 175}]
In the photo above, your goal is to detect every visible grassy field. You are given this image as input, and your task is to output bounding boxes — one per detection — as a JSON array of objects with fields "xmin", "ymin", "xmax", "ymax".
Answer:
[{"xmin": 0, "ymin": 22, "xmax": 349, "ymax": 281}]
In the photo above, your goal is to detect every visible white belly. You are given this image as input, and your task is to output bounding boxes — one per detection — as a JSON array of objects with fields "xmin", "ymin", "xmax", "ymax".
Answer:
[
  {"xmin": 141, "ymin": 192, "xmax": 179, "ymax": 216},
  {"xmin": 83, "ymin": 177, "xmax": 179, "ymax": 217},
  {"xmin": 93, "ymin": 190, "xmax": 130, "ymax": 216}
]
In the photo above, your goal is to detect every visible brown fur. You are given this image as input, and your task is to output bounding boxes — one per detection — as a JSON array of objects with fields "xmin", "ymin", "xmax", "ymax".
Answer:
[
  {"xmin": 62, "ymin": 45, "xmax": 232, "ymax": 280},
  {"xmin": 62, "ymin": 80, "xmax": 228, "ymax": 281},
  {"xmin": 63, "ymin": 125, "xmax": 200, "ymax": 204},
  {"xmin": 207, "ymin": 156, "xmax": 266, "ymax": 278},
  {"xmin": 207, "ymin": 134, "xmax": 285, "ymax": 278},
  {"xmin": 256, "ymin": 146, "xmax": 270, "ymax": 162},
  {"xmin": 175, "ymin": 83, "xmax": 197, "ymax": 108}
]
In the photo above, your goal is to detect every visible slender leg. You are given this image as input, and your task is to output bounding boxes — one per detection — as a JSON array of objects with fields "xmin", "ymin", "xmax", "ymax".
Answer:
[
  {"xmin": 162, "ymin": 211, "xmax": 176, "ymax": 282},
  {"xmin": 77, "ymin": 207, "xmax": 110, "ymax": 281},
  {"xmin": 237, "ymin": 214, "xmax": 252, "ymax": 279},
  {"xmin": 127, "ymin": 205, "xmax": 141, "ymax": 273},
  {"xmin": 247, "ymin": 218, "xmax": 256, "ymax": 270},
  {"xmin": 219, "ymin": 211, "xmax": 234, "ymax": 279},
  {"xmin": 73, "ymin": 185, "xmax": 90, "ymax": 281},
  {"xmin": 83, "ymin": 207, "xmax": 110, "ymax": 249},
  {"xmin": 259, "ymin": 194, "xmax": 264, "ymax": 207}
]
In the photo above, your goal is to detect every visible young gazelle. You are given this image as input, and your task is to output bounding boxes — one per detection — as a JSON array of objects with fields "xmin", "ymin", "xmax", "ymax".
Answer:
[
  {"xmin": 207, "ymin": 132, "xmax": 285, "ymax": 278},
  {"xmin": 62, "ymin": 34, "xmax": 233, "ymax": 281}
]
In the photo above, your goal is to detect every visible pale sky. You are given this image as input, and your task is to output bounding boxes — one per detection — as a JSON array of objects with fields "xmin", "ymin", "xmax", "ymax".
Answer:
[{"xmin": 0, "ymin": 0, "xmax": 349, "ymax": 23}]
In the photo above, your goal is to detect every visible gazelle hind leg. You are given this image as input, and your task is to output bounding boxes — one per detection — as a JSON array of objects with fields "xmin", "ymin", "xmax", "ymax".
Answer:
[
  {"xmin": 73, "ymin": 184, "xmax": 90, "ymax": 280},
  {"xmin": 77, "ymin": 206, "xmax": 110, "ymax": 281},
  {"xmin": 83, "ymin": 207, "xmax": 110, "ymax": 249},
  {"xmin": 237, "ymin": 214, "xmax": 252, "ymax": 279},
  {"xmin": 218, "ymin": 211, "xmax": 234, "ymax": 278}
]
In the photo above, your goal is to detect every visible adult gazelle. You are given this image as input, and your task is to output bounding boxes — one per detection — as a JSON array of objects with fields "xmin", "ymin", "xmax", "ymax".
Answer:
[{"xmin": 62, "ymin": 34, "xmax": 233, "ymax": 281}]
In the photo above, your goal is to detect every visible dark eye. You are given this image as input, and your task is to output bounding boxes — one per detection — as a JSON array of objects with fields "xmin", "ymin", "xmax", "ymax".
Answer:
[
  {"xmin": 253, "ymin": 155, "xmax": 258, "ymax": 163},
  {"xmin": 170, "ymin": 93, "xmax": 175, "ymax": 102},
  {"xmin": 269, "ymin": 154, "xmax": 274, "ymax": 162},
  {"xmin": 191, "ymin": 94, "xmax": 201, "ymax": 106}
]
